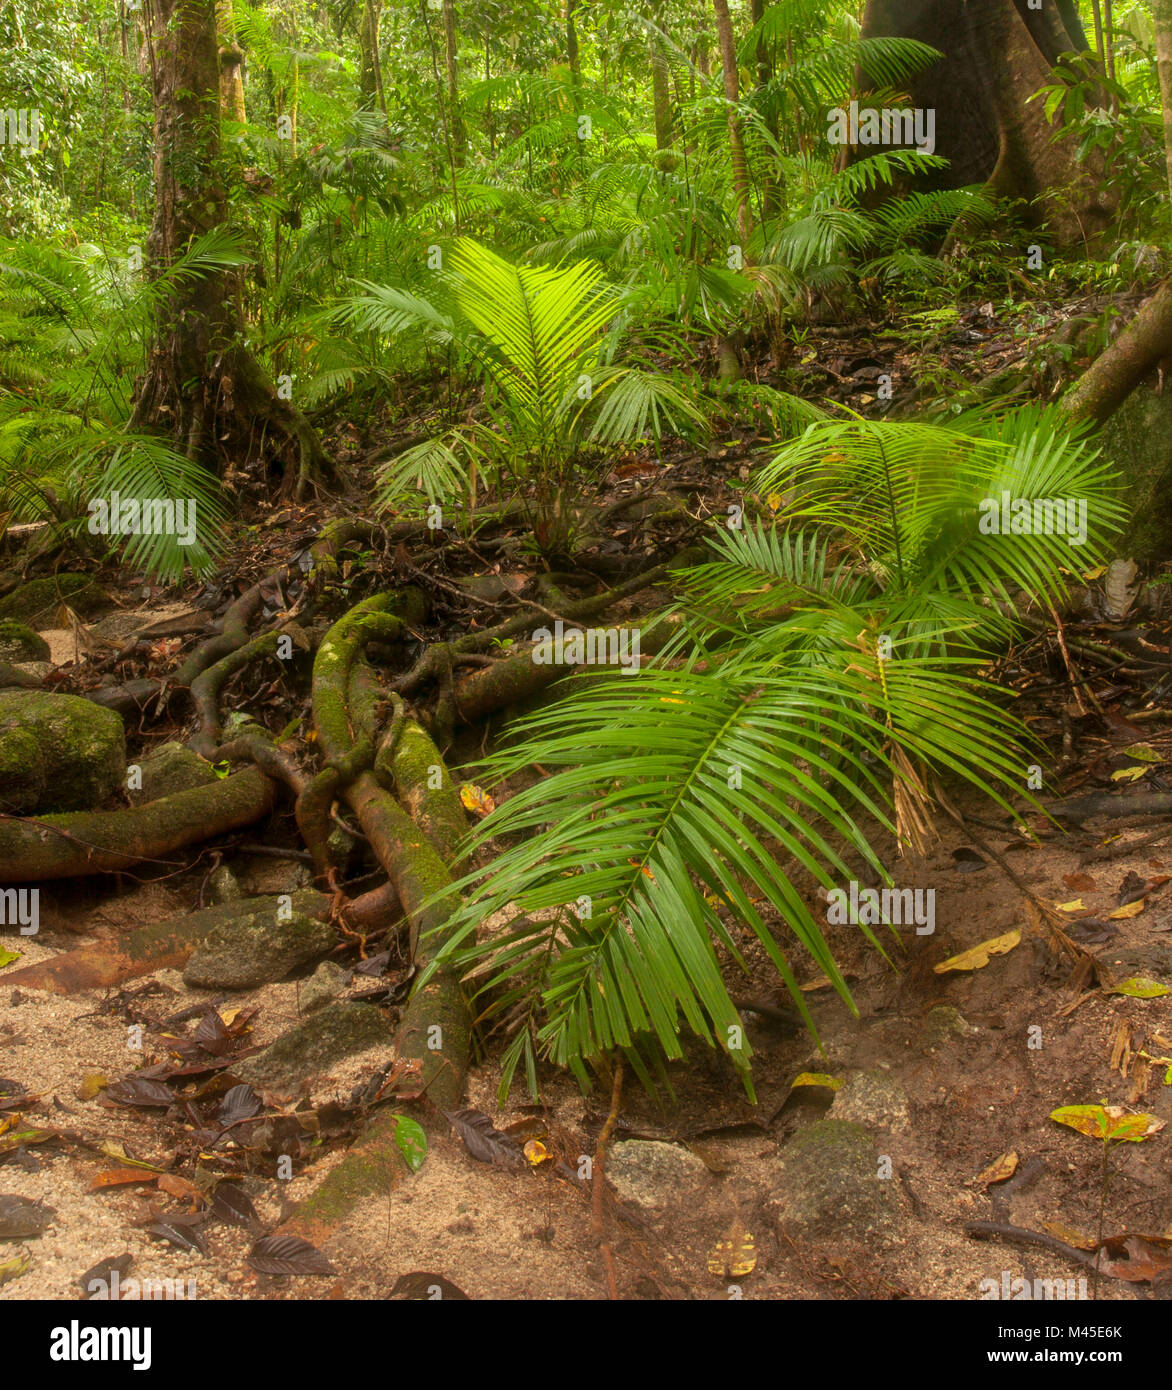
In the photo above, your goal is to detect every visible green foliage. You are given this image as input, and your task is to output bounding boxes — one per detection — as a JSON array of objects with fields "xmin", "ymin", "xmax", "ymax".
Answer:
[{"xmin": 422, "ymin": 407, "xmax": 1124, "ymax": 1099}]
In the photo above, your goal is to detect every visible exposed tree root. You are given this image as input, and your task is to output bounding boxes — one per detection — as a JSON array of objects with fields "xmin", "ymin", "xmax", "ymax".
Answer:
[
  {"xmin": 1061, "ymin": 279, "xmax": 1172, "ymax": 423},
  {"xmin": 3, "ymin": 881, "xmax": 400, "ymax": 994},
  {"xmin": 0, "ymin": 768, "xmax": 277, "ymax": 881}
]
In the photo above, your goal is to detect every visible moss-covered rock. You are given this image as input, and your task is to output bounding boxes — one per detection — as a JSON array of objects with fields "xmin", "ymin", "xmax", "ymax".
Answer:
[
  {"xmin": 0, "ymin": 575, "xmax": 108, "ymax": 626},
  {"xmin": 128, "ymin": 742, "xmax": 217, "ymax": 805},
  {"xmin": 765, "ymin": 1118, "xmax": 906, "ymax": 1246},
  {"xmin": 183, "ymin": 907, "xmax": 336, "ymax": 989},
  {"xmin": 0, "ymin": 621, "xmax": 50, "ymax": 663},
  {"xmin": 0, "ymin": 690, "xmax": 125, "ymax": 813},
  {"xmin": 232, "ymin": 1002, "xmax": 393, "ymax": 1094}
]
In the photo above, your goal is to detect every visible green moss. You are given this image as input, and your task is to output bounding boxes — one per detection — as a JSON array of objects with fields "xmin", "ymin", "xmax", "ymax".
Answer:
[
  {"xmin": 0, "ymin": 621, "xmax": 50, "ymax": 662},
  {"xmin": 0, "ymin": 575, "xmax": 107, "ymax": 626}
]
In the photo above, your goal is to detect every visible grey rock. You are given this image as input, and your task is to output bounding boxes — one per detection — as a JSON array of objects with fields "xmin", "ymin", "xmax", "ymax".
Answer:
[
  {"xmin": 183, "ymin": 909, "xmax": 335, "ymax": 989},
  {"xmin": 129, "ymin": 742, "xmax": 217, "ymax": 804},
  {"xmin": 206, "ymin": 863, "xmax": 244, "ymax": 905},
  {"xmin": 0, "ymin": 690, "xmax": 125, "ymax": 813},
  {"xmin": 765, "ymin": 1118, "xmax": 905, "ymax": 1246},
  {"xmin": 0, "ymin": 575, "xmax": 107, "ymax": 626},
  {"xmin": 300, "ymin": 960, "xmax": 348, "ymax": 1013},
  {"xmin": 828, "ymin": 1069, "xmax": 910, "ymax": 1133},
  {"xmin": 920, "ymin": 1004, "xmax": 978, "ymax": 1054},
  {"xmin": 605, "ymin": 1140, "xmax": 711, "ymax": 1211},
  {"xmin": 233, "ymin": 1002, "xmax": 392, "ymax": 1094},
  {"xmin": 0, "ymin": 621, "xmax": 49, "ymax": 662}
]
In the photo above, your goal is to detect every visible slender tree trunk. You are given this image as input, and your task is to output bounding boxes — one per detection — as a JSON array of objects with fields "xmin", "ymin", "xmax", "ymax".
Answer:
[
  {"xmin": 130, "ymin": 0, "xmax": 333, "ymax": 497},
  {"xmin": 650, "ymin": 32, "xmax": 673, "ymax": 151},
  {"xmin": 750, "ymin": 0, "xmax": 781, "ymax": 222},
  {"xmin": 358, "ymin": 0, "xmax": 386, "ymax": 114},
  {"xmin": 712, "ymin": 0, "xmax": 752, "ymax": 246},
  {"xmin": 215, "ymin": 0, "xmax": 246, "ymax": 122},
  {"xmin": 566, "ymin": 0, "xmax": 581, "ymax": 88},
  {"xmin": 1155, "ymin": 0, "xmax": 1172, "ymax": 207},
  {"xmin": 442, "ymin": 0, "xmax": 465, "ymax": 162}
]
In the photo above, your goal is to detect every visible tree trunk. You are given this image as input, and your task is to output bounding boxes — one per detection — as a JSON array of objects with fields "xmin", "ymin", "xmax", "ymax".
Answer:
[
  {"xmin": 650, "ymin": 32, "xmax": 673, "ymax": 152},
  {"xmin": 358, "ymin": 0, "xmax": 386, "ymax": 114},
  {"xmin": 566, "ymin": 0, "xmax": 581, "ymax": 88},
  {"xmin": 712, "ymin": 0, "xmax": 752, "ymax": 247},
  {"xmin": 442, "ymin": 0, "xmax": 465, "ymax": 162},
  {"xmin": 859, "ymin": 0, "xmax": 1115, "ymax": 249},
  {"xmin": 1155, "ymin": 0, "xmax": 1172, "ymax": 207},
  {"xmin": 130, "ymin": 0, "xmax": 334, "ymax": 498},
  {"xmin": 750, "ymin": 0, "xmax": 782, "ymax": 223},
  {"xmin": 215, "ymin": 0, "xmax": 246, "ymax": 123}
]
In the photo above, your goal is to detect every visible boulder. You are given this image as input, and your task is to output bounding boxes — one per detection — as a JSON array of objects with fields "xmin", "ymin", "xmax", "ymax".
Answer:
[
  {"xmin": 0, "ymin": 690, "xmax": 125, "ymax": 813},
  {"xmin": 0, "ymin": 621, "xmax": 49, "ymax": 663},
  {"xmin": 128, "ymin": 742, "xmax": 217, "ymax": 804},
  {"xmin": 183, "ymin": 907, "xmax": 336, "ymax": 990},
  {"xmin": 0, "ymin": 575, "xmax": 107, "ymax": 626},
  {"xmin": 232, "ymin": 1002, "xmax": 393, "ymax": 1094},
  {"xmin": 605, "ymin": 1140, "xmax": 712, "ymax": 1211}
]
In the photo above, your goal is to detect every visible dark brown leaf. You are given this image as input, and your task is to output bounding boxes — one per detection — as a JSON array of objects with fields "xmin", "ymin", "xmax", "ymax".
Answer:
[
  {"xmin": 248, "ymin": 1234, "xmax": 335, "ymax": 1276},
  {"xmin": 442, "ymin": 1108, "xmax": 526, "ymax": 1166},
  {"xmin": 0, "ymin": 1193, "xmax": 54, "ymax": 1238},
  {"xmin": 390, "ymin": 1271, "xmax": 471, "ymax": 1300},
  {"xmin": 951, "ymin": 847, "xmax": 986, "ymax": 873},
  {"xmin": 147, "ymin": 1216, "xmax": 209, "ymax": 1254},
  {"xmin": 79, "ymin": 1253, "xmax": 133, "ymax": 1298},
  {"xmin": 105, "ymin": 1076, "xmax": 174, "ymax": 1108},
  {"xmin": 218, "ymin": 1083, "xmax": 263, "ymax": 1127},
  {"xmin": 209, "ymin": 1182, "xmax": 259, "ymax": 1229}
]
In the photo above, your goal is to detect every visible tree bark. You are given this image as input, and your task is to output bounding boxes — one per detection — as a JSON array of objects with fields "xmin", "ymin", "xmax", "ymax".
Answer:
[
  {"xmin": 650, "ymin": 31, "xmax": 673, "ymax": 152},
  {"xmin": 1059, "ymin": 280, "xmax": 1172, "ymax": 424},
  {"xmin": 712, "ymin": 0, "xmax": 753, "ymax": 247},
  {"xmin": 1155, "ymin": 0, "xmax": 1172, "ymax": 207},
  {"xmin": 859, "ymin": 0, "xmax": 1115, "ymax": 249},
  {"xmin": 442, "ymin": 0, "xmax": 465, "ymax": 162},
  {"xmin": 130, "ymin": 0, "xmax": 334, "ymax": 497}
]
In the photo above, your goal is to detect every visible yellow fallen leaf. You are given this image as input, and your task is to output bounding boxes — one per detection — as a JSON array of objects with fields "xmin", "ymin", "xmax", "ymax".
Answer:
[
  {"xmin": 974, "ymin": 1151, "xmax": 1019, "ymax": 1187},
  {"xmin": 523, "ymin": 1139, "xmax": 549, "ymax": 1166},
  {"xmin": 0, "ymin": 1249, "xmax": 30, "ymax": 1287},
  {"xmin": 1107, "ymin": 976, "xmax": 1171, "ymax": 998},
  {"xmin": 1050, "ymin": 1103, "xmax": 1165, "ymax": 1142},
  {"xmin": 790, "ymin": 1072, "xmax": 843, "ymax": 1091},
  {"xmin": 708, "ymin": 1216, "xmax": 756, "ymax": 1278},
  {"xmin": 765, "ymin": 493, "xmax": 783, "ymax": 513},
  {"xmin": 1039, "ymin": 1219, "xmax": 1097, "ymax": 1250},
  {"xmin": 1123, "ymin": 743, "xmax": 1163, "ymax": 763},
  {"xmin": 934, "ymin": 929, "xmax": 1021, "ymax": 974},
  {"xmin": 1055, "ymin": 899, "xmax": 1086, "ymax": 913},
  {"xmin": 1108, "ymin": 899, "xmax": 1147, "ymax": 920},
  {"xmin": 76, "ymin": 1073, "xmax": 108, "ymax": 1101},
  {"xmin": 459, "ymin": 783, "xmax": 495, "ymax": 816},
  {"xmin": 1110, "ymin": 766, "xmax": 1149, "ymax": 783}
]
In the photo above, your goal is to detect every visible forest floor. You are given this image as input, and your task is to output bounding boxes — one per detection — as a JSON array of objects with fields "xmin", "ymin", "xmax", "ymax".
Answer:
[{"xmin": 3, "ymin": 292, "xmax": 1172, "ymax": 1302}]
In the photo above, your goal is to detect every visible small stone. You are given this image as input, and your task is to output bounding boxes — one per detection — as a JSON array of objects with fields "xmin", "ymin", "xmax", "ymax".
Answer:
[
  {"xmin": 828, "ymin": 1069, "xmax": 911, "ymax": 1133},
  {"xmin": 920, "ymin": 1004, "xmax": 978, "ymax": 1054},
  {"xmin": 232, "ymin": 1002, "xmax": 393, "ymax": 1094},
  {"xmin": 183, "ymin": 910, "xmax": 335, "ymax": 990},
  {"xmin": 207, "ymin": 863, "xmax": 244, "ymax": 905},
  {"xmin": 605, "ymin": 1140, "xmax": 711, "ymax": 1211},
  {"xmin": 765, "ymin": 1118, "xmax": 906, "ymax": 1246},
  {"xmin": 300, "ymin": 960, "xmax": 347, "ymax": 1014},
  {"xmin": 129, "ymin": 742, "xmax": 217, "ymax": 804}
]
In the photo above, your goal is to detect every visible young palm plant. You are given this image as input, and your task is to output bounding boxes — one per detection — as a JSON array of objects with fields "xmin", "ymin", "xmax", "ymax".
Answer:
[
  {"xmin": 423, "ymin": 405, "xmax": 1125, "ymax": 1099},
  {"xmin": 339, "ymin": 237, "xmax": 707, "ymax": 557}
]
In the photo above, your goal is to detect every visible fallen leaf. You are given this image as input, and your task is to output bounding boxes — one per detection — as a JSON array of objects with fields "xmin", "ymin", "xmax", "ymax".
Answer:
[
  {"xmin": 0, "ymin": 948, "xmax": 20, "ymax": 969},
  {"xmin": 0, "ymin": 1248, "xmax": 30, "ymax": 1286},
  {"xmin": 79, "ymin": 1253, "xmax": 133, "ymax": 1298},
  {"xmin": 707, "ymin": 1216, "xmax": 757, "ymax": 1279},
  {"xmin": 1062, "ymin": 873, "xmax": 1098, "ymax": 893},
  {"xmin": 87, "ymin": 1169, "xmax": 157, "ymax": 1192},
  {"xmin": 1108, "ymin": 900, "xmax": 1147, "ymax": 920},
  {"xmin": 458, "ymin": 783, "xmax": 495, "ymax": 816},
  {"xmin": 147, "ymin": 1218, "xmax": 209, "ymax": 1254},
  {"xmin": 156, "ymin": 1174, "xmax": 206, "ymax": 1206},
  {"xmin": 1110, "ymin": 767, "xmax": 1149, "ymax": 783},
  {"xmin": 76, "ymin": 1073, "xmax": 108, "ymax": 1101},
  {"xmin": 390, "ymin": 1271, "xmax": 471, "ymax": 1299},
  {"xmin": 934, "ymin": 929, "xmax": 1021, "ymax": 974},
  {"xmin": 441, "ymin": 1108, "xmax": 525, "ymax": 1166},
  {"xmin": 790, "ymin": 1072, "xmax": 843, "ymax": 1091},
  {"xmin": 392, "ymin": 1115, "xmax": 427, "ymax": 1174},
  {"xmin": 0, "ymin": 1194, "xmax": 53, "ymax": 1238},
  {"xmin": 523, "ymin": 1139, "xmax": 549, "ymax": 1166},
  {"xmin": 951, "ymin": 847, "xmax": 987, "ymax": 873},
  {"xmin": 974, "ymin": 1151, "xmax": 1019, "ymax": 1188},
  {"xmin": 248, "ymin": 1234, "xmax": 335, "ymax": 1275},
  {"xmin": 104, "ymin": 1076, "xmax": 174, "ymax": 1108},
  {"xmin": 1050, "ymin": 1104, "xmax": 1164, "ymax": 1142},
  {"xmin": 1107, "ymin": 976, "xmax": 1172, "ymax": 998},
  {"xmin": 1055, "ymin": 899, "xmax": 1087, "ymax": 913}
]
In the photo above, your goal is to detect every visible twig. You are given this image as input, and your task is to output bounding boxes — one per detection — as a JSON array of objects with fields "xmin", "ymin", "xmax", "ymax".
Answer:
[{"xmin": 591, "ymin": 1056, "xmax": 624, "ymax": 1301}]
